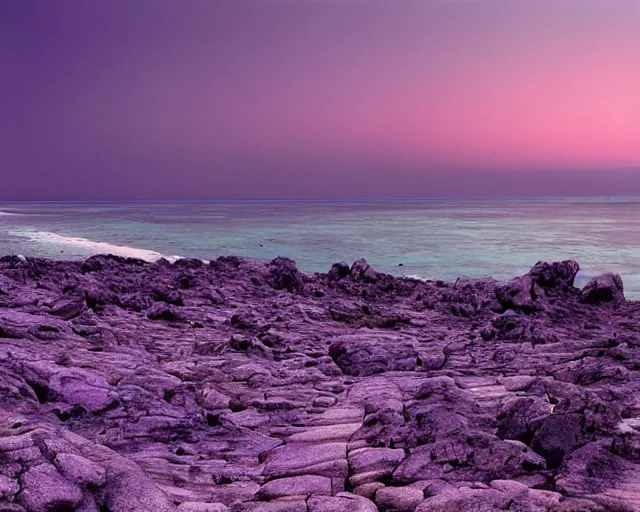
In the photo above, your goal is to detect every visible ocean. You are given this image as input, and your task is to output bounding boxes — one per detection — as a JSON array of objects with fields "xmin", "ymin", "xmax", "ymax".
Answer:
[{"xmin": 1, "ymin": 197, "xmax": 639, "ymax": 298}]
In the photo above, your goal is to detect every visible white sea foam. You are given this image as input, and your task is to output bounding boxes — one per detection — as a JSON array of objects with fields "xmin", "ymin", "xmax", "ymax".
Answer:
[
  {"xmin": 13, "ymin": 231, "xmax": 183, "ymax": 263},
  {"xmin": 402, "ymin": 274, "xmax": 430, "ymax": 282},
  {"xmin": 0, "ymin": 211, "xmax": 19, "ymax": 216}
]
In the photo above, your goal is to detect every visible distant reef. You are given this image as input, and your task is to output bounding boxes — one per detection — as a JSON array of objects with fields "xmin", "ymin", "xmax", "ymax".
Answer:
[{"xmin": 0, "ymin": 254, "xmax": 638, "ymax": 511}]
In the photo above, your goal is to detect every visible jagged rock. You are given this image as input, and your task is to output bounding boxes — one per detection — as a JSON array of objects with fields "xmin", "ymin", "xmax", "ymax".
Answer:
[
  {"xmin": 213, "ymin": 255, "xmax": 241, "ymax": 269},
  {"xmin": 495, "ymin": 275, "xmax": 542, "ymax": 312},
  {"xmin": 329, "ymin": 302, "xmax": 365, "ymax": 323},
  {"xmin": 496, "ymin": 396, "xmax": 552, "ymax": 444},
  {"xmin": 555, "ymin": 441, "xmax": 640, "ymax": 510},
  {"xmin": 581, "ymin": 273, "xmax": 624, "ymax": 304},
  {"xmin": 0, "ymin": 256, "xmax": 636, "ymax": 511},
  {"xmin": 230, "ymin": 307, "xmax": 267, "ymax": 330},
  {"xmin": 201, "ymin": 387, "xmax": 231, "ymax": 410},
  {"xmin": 350, "ymin": 259, "xmax": 378, "ymax": 283},
  {"xmin": 495, "ymin": 260, "xmax": 580, "ymax": 313},
  {"xmin": 48, "ymin": 297, "xmax": 88, "ymax": 320},
  {"xmin": 393, "ymin": 434, "xmax": 546, "ymax": 484},
  {"xmin": 328, "ymin": 262, "xmax": 351, "ymax": 281},
  {"xmin": 530, "ymin": 413, "xmax": 587, "ymax": 468},
  {"xmin": 528, "ymin": 260, "xmax": 580, "ymax": 290},
  {"xmin": 269, "ymin": 257, "xmax": 303, "ymax": 293}
]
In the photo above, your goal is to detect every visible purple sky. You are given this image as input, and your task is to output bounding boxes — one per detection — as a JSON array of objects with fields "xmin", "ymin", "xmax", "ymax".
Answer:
[{"xmin": 1, "ymin": 0, "xmax": 640, "ymax": 200}]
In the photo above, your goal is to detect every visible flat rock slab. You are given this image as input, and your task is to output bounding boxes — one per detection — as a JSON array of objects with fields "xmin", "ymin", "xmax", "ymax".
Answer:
[
  {"xmin": 257, "ymin": 475, "xmax": 332, "ymax": 499},
  {"xmin": 287, "ymin": 423, "xmax": 361, "ymax": 443},
  {"xmin": 264, "ymin": 442, "xmax": 348, "ymax": 478}
]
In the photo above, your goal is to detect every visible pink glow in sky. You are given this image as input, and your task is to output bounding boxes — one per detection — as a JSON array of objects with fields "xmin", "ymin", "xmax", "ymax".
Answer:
[{"xmin": 1, "ymin": 0, "xmax": 640, "ymax": 200}]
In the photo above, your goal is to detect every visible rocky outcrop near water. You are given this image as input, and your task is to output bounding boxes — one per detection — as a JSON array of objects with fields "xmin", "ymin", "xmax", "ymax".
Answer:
[{"xmin": 0, "ymin": 254, "xmax": 638, "ymax": 511}]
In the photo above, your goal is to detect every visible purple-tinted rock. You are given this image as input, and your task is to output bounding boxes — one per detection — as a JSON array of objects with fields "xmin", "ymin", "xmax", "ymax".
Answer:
[
  {"xmin": 0, "ymin": 255, "xmax": 637, "ymax": 510},
  {"xmin": 328, "ymin": 262, "xmax": 351, "ymax": 281},
  {"xmin": 496, "ymin": 396, "xmax": 551, "ymax": 445},
  {"xmin": 495, "ymin": 260, "xmax": 581, "ymax": 312},
  {"xmin": 173, "ymin": 258, "xmax": 204, "ymax": 269},
  {"xmin": 307, "ymin": 493, "xmax": 377, "ymax": 512},
  {"xmin": 54, "ymin": 452, "xmax": 107, "ymax": 486},
  {"xmin": 350, "ymin": 259, "xmax": 378, "ymax": 282},
  {"xmin": 581, "ymin": 273, "xmax": 624, "ymax": 304},
  {"xmin": 257, "ymin": 475, "xmax": 332, "ymax": 499},
  {"xmin": 328, "ymin": 333, "xmax": 421, "ymax": 376},
  {"xmin": 97, "ymin": 471, "xmax": 177, "ymax": 511},
  {"xmin": 269, "ymin": 257, "xmax": 304, "ymax": 293},
  {"xmin": 495, "ymin": 275, "xmax": 541, "ymax": 312},
  {"xmin": 153, "ymin": 288, "xmax": 184, "ymax": 306},
  {"xmin": 528, "ymin": 259, "xmax": 580, "ymax": 290},
  {"xmin": 375, "ymin": 485, "xmax": 425, "ymax": 511},
  {"xmin": 18, "ymin": 463, "xmax": 84, "ymax": 512},
  {"xmin": 48, "ymin": 296, "xmax": 88, "ymax": 320},
  {"xmin": 531, "ymin": 413, "xmax": 587, "ymax": 468},
  {"xmin": 146, "ymin": 302, "xmax": 184, "ymax": 321}
]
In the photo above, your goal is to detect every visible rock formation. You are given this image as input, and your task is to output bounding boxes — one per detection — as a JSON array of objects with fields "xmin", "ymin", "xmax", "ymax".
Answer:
[{"xmin": 0, "ymin": 254, "xmax": 638, "ymax": 511}]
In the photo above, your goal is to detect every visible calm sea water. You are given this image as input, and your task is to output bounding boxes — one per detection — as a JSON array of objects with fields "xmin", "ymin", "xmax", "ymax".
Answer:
[{"xmin": 1, "ymin": 198, "xmax": 639, "ymax": 298}]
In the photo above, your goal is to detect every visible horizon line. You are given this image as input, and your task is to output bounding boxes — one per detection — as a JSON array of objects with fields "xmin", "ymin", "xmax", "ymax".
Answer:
[{"xmin": 2, "ymin": 193, "xmax": 640, "ymax": 204}]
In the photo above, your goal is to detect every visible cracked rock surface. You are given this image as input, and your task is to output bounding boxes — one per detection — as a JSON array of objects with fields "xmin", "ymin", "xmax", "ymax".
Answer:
[{"xmin": 0, "ymin": 254, "xmax": 638, "ymax": 511}]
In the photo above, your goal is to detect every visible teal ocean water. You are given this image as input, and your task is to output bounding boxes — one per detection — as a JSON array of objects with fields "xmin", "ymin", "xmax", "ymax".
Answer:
[{"xmin": 1, "ymin": 198, "xmax": 638, "ymax": 298}]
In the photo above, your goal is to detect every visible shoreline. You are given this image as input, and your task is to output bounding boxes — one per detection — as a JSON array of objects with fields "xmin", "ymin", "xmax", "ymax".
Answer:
[
  {"xmin": 0, "ymin": 250, "xmax": 613, "ymax": 297},
  {"xmin": 0, "ymin": 254, "xmax": 636, "ymax": 511}
]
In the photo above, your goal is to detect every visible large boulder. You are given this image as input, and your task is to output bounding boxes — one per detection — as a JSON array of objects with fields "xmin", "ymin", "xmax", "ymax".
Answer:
[
  {"xmin": 581, "ymin": 273, "xmax": 624, "ymax": 304},
  {"xmin": 496, "ymin": 396, "xmax": 552, "ymax": 445},
  {"xmin": 528, "ymin": 260, "xmax": 580, "ymax": 290},
  {"xmin": 350, "ymin": 259, "xmax": 395, "ymax": 291},
  {"xmin": 351, "ymin": 259, "xmax": 379, "ymax": 283},
  {"xmin": 269, "ymin": 257, "xmax": 304, "ymax": 293},
  {"xmin": 328, "ymin": 262, "xmax": 351, "ymax": 281},
  {"xmin": 530, "ymin": 413, "xmax": 587, "ymax": 468},
  {"xmin": 495, "ymin": 260, "xmax": 581, "ymax": 312}
]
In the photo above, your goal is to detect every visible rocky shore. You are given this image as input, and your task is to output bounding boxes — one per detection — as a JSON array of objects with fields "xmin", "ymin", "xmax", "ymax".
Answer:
[{"xmin": 0, "ymin": 254, "xmax": 638, "ymax": 511}]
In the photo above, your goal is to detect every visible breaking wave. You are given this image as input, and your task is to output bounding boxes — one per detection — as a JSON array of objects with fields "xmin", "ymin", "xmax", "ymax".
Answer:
[{"xmin": 12, "ymin": 230, "xmax": 183, "ymax": 263}]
